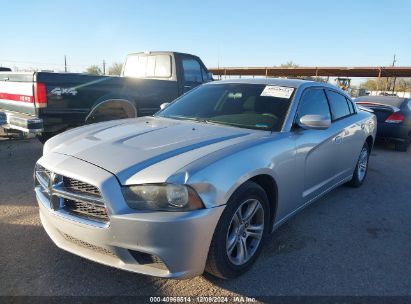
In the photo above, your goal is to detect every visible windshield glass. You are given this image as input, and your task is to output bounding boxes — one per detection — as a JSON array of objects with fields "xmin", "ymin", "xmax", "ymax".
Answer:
[{"xmin": 156, "ymin": 83, "xmax": 294, "ymax": 131}]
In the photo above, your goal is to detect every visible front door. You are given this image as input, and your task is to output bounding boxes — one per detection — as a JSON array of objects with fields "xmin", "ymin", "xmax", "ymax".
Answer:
[{"xmin": 293, "ymin": 88, "xmax": 339, "ymax": 204}]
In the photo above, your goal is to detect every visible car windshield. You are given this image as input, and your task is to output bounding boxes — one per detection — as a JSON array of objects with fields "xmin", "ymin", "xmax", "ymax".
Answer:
[{"xmin": 156, "ymin": 83, "xmax": 294, "ymax": 131}]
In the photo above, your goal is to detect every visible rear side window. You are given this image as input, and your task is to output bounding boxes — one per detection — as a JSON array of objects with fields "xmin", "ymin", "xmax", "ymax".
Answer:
[
  {"xmin": 182, "ymin": 59, "xmax": 203, "ymax": 82},
  {"xmin": 297, "ymin": 88, "xmax": 331, "ymax": 121},
  {"xmin": 346, "ymin": 97, "xmax": 356, "ymax": 114},
  {"xmin": 123, "ymin": 54, "xmax": 171, "ymax": 78},
  {"xmin": 326, "ymin": 90, "xmax": 351, "ymax": 120}
]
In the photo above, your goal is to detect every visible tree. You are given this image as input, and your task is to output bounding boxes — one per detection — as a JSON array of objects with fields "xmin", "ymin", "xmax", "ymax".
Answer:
[
  {"xmin": 396, "ymin": 79, "xmax": 411, "ymax": 92},
  {"xmin": 359, "ymin": 78, "xmax": 411, "ymax": 92},
  {"xmin": 278, "ymin": 61, "xmax": 327, "ymax": 82},
  {"xmin": 360, "ymin": 79, "xmax": 379, "ymax": 91},
  {"xmin": 86, "ymin": 65, "xmax": 103, "ymax": 75},
  {"xmin": 280, "ymin": 61, "xmax": 299, "ymax": 68},
  {"xmin": 108, "ymin": 63, "xmax": 123, "ymax": 76}
]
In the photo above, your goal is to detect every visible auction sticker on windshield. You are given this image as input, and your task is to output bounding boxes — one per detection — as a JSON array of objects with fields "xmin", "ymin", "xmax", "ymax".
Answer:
[{"xmin": 260, "ymin": 86, "xmax": 294, "ymax": 99}]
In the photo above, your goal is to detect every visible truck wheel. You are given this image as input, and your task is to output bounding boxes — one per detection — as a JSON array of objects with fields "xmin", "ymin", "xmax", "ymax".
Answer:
[
  {"xmin": 205, "ymin": 181, "xmax": 269, "ymax": 279},
  {"xmin": 86, "ymin": 99, "xmax": 137, "ymax": 124},
  {"xmin": 36, "ymin": 133, "xmax": 57, "ymax": 144}
]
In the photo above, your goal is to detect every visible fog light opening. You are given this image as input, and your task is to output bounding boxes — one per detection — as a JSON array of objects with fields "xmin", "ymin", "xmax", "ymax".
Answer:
[{"xmin": 128, "ymin": 250, "xmax": 168, "ymax": 270}]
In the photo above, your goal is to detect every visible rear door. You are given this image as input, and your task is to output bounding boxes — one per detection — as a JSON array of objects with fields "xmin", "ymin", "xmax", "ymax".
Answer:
[{"xmin": 325, "ymin": 90, "xmax": 364, "ymax": 178}]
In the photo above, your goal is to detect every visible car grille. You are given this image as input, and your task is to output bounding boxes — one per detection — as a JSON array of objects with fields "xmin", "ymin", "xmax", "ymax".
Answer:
[
  {"xmin": 35, "ymin": 164, "xmax": 109, "ymax": 224},
  {"xmin": 64, "ymin": 198, "xmax": 108, "ymax": 222},
  {"xmin": 63, "ymin": 177, "xmax": 101, "ymax": 197}
]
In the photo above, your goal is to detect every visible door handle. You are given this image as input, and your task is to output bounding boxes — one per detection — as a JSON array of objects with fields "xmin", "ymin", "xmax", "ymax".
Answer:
[{"xmin": 334, "ymin": 135, "xmax": 343, "ymax": 144}]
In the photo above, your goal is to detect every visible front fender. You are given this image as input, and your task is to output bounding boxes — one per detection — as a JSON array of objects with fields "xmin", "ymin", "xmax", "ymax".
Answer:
[{"xmin": 170, "ymin": 135, "xmax": 298, "ymax": 214}]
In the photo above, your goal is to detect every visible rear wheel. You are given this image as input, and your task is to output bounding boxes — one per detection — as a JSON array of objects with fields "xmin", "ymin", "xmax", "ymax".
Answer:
[
  {"xmin": 36, "ymin": 132, "xmax": 57, "ymax": 144},
  {"xmin": 347, "ymin": 142, "xmax": 370, "ymax": 187},
  {"xmin": 86, "ymin": 100, "xmax": 137, "ymax": 124},
  {"xmin": 205, "ymin": 181, "xmax": 269, "ymax": 279},
  {"xmin": 395, "ymin": 141, "xmax": 409, "ymax": 152},
  {"xmin": 394, "ymin": 132, "xmax": 410, "ymax": 152}
]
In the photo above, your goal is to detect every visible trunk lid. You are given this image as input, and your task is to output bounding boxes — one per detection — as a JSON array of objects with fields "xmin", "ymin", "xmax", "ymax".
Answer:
[{"xmin": 355, "ymin": 102, "xmax": 399, "ymax": 123}]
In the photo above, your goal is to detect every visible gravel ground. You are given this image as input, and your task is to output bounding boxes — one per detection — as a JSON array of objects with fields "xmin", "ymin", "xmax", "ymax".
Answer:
[{"xmin": 1, "ymin": 134, "xmax": 410, "ymax": 297}]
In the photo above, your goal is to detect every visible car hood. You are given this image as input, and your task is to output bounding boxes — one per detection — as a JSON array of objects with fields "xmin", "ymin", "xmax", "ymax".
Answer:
[{"xmin": 46, "ymin": 117, "xmax": 266, "ymax": 184}]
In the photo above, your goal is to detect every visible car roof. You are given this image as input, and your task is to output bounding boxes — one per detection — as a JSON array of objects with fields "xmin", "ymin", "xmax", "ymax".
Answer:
[
  {"xmin": 208, "ymin": 77, "xmax": 320, "ymax": 88},
  {"xmin": 354, "ymin": 96, "xmax": 408, "ymax": 107},
  {"xmin": 127, "ymin": 51, "xmax": 198, "ymax": 58}
]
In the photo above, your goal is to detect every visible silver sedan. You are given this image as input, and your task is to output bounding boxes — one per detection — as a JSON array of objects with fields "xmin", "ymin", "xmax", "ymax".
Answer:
[{"xmin": 34, "ymin": 78, "xmax": 377, "ymax": 279}]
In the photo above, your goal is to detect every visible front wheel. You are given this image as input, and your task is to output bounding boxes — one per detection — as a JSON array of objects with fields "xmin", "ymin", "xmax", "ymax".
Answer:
[
  {"xmin": 205, "ymin": 181, "xmax": 269, "ymax": 279},
  {"xmin": 347, "ymin": 142, "xmax": 370, "ymax": 187}
]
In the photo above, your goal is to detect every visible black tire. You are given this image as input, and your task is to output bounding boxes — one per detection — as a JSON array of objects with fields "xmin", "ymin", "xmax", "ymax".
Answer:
[
  {"xmin": 395, "ymin": 139, "xmax": 410, "ymax": 152},
  {"xmin": 36, "ymin": 132, "xmax": 57, "ymax": 144},
  {"xmin": 205, "ymin": 181, "xmax": 270, "ymax": 279},
  {"xmin": 86, "ymin": 100, "xmax": 137, "ymax": 124},
  {"xmin": 347, "ymin": 142, "xmax": 370, "ymax": 188}
]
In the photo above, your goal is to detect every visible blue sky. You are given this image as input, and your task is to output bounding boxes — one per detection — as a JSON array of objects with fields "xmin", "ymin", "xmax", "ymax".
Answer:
[{"xmin": 1, "ymin": 0, "xmax": 411, "ymax": 72}]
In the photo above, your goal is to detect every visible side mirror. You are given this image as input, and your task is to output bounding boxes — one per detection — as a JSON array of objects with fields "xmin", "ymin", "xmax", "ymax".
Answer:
[
  {"xmin": 160, "ymin": 102, "xmax": 170, "ymax": 110},
  {"xmin": 298, "ymin": 114, "xmax": 331, "ymax": 130},
  {"xmin": 207, "ymin": 72, "xmax": 213, "ymax": 81}
]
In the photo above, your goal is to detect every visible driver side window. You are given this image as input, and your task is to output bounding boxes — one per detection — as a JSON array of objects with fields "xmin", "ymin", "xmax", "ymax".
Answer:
[{"xmin": 297, "ymin": 88, "xmax": 331, "ymax": 122}]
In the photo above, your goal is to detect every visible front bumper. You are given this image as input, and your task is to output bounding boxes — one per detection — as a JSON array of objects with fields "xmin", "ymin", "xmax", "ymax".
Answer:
[{"xmin": 35, "ymin": 153, "xmax": 224, "ymax": 279}]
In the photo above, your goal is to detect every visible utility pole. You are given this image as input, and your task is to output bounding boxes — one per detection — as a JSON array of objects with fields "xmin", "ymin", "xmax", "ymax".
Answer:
[
  {"xmin": 391, "ymin": 54, "xmax": 397, "ymax": 94},
  {"xmin": 64, "ymin": 55, "xmax": 67, "ymax": 72},
  {"xmin": 103, "ymin": 60, "xmax": 106, "ymax": 75}
]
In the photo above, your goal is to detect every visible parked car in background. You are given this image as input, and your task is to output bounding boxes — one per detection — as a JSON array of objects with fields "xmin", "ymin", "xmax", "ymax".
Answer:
[
  {"xmin": 355, "ymin": 96, "xmax": 411, "ymax": 151},
  {"xmin": 35, "ymin": 79, "xmax": 376, "ymax": 279},
  {"xmin": 0, "ymin": 51, "xmax": 212, "ymax": 143}
]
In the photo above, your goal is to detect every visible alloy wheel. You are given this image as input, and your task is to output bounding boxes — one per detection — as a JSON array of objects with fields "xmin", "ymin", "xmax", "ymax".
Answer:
[
  {"xmin": 357, "ymin": 146, "xmax": 369, "ymax": 181},
  {"xmin": 226, "ymin": 199, "xmax": 264, "ymax": 266}
]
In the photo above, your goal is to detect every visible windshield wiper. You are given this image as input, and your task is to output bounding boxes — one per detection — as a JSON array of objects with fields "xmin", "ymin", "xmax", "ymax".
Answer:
[
  {"xmin": 167, "ymin": 115, "xmax": 207, "ymax": 123},
  {"xmin": 205, "ymin": 120, "xmax": 270, "ymax": 130}
]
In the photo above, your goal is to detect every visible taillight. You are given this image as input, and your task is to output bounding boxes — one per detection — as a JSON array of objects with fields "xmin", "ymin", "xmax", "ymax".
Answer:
[
  {"xmin": 385, "ymin": 112, "xmax": 404, "ymax": 124},
  {"xmin": 34, "ymin": 83, "xmax": 47, "ymax": 108}
]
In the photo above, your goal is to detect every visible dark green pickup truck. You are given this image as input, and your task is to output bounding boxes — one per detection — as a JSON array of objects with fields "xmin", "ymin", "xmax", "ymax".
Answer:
[{"xmin": 0, "ymin": 51, "xmax": 212, "ymax": 142}]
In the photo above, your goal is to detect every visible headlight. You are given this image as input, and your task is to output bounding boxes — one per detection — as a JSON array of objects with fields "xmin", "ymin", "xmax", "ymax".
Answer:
[{"xmin": 121, "ymin": 184, "xmax": 204, "ymax": 211}]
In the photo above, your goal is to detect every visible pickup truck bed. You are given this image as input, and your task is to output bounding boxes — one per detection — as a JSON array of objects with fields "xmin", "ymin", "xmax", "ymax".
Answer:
[{"xmin": 0, "ymin": 51, "xmax": 212, "ymax": 142}]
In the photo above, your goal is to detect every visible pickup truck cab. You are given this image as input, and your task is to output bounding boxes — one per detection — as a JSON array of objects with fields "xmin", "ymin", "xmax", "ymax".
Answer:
[{"xmin": 0, "ymin": 51, "xmax": 212, "ymax": 142}]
